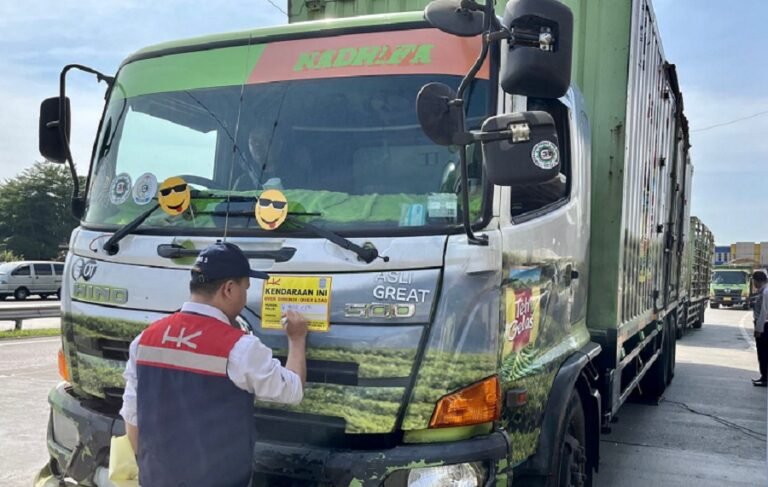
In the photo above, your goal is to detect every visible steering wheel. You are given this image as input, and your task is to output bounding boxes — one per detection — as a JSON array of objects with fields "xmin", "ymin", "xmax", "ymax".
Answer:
[{"xmin": 176, "ymin": 175, "xmax": 229, "ymax": 190}]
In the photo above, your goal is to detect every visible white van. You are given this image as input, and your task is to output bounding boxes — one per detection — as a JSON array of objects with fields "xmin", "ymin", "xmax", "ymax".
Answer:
[{"xmin": 0, "ymin": 261, "xmax": 64, "ymax": 300}]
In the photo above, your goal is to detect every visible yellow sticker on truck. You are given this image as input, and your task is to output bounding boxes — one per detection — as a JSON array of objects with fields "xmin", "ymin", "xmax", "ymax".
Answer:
[{"xmin": 261, "ymin": 276, "xmax": 332, "ymax": 332}]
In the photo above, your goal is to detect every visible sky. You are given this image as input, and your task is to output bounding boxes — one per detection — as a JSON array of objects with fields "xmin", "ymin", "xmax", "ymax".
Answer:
[{"xmin": 0, "ymin": 0, "xmax": 766, "ymax": 245}]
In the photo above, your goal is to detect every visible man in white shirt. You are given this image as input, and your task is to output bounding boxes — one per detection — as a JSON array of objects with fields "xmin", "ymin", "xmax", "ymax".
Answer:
[
  {"xmin": 120, "ymin": 242, "xmax": 307, "ymax": 486},
  {"xmin": 752, "ymin": 271, "xmax": 768, "ymax": 387}
]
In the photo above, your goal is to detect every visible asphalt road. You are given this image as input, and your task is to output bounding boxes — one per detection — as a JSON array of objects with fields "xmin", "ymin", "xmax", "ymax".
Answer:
[
  {"xmin": 0, "ymin": 336, "xmax": 60, "ymax": 486},
  {"xmin": 0, "ymin": 309, "xmax": 765, "ymax": 486},
  {"xmin": 595, "ymin": 308, "xmax": 767, "ymax": 486}
]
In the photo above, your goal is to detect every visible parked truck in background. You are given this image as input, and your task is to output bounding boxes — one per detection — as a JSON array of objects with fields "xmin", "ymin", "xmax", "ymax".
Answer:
[
  {"xmin": 676, "ymin": 216, "xmax": 714, "ymax": 336},
  {"xmin": 710, "ymin": 264, "xmax": 752, "ymax": 309},
  {"xmin": 35, "ymin": 0, "xmax": 695, "ymax": 485}
]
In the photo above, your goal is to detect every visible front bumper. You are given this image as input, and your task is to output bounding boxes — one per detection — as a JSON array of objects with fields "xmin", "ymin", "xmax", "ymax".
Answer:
[
  {"xmin": 711, "ymin": 295, "xmax": 747, "ymax": 306},
  {"xmin": 251, "ymin": 432, "xmax": 509, "ymax": 486},
  {"xmin": 38, "ymin": 383, "xmax": 510, "ymax": 487},
  {"xmin": 39, "ymin": 383, "xmax": 123, "ymax": 486}
]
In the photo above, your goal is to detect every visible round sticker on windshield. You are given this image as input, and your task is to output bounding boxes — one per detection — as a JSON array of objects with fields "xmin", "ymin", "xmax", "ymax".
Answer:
[
  {"xmin": 109, "ymin": 173, "xmax": 132, "ymax": 205},
  {"xmin": 531, "ymin": 141, "xmax": 560, "ymax": 170},
  {"xmin": 132, "ymin": 173, "xmax": 158, "ymax": 206}
]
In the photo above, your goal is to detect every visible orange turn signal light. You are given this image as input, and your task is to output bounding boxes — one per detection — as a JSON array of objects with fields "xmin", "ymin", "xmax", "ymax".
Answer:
[
  {"xmin": 58, "ymin": 349, "xmax": 70, "ymax": 382},
  {"xmin": 429, "ymin": 375, "xmax": 500, "ymax": 428}
]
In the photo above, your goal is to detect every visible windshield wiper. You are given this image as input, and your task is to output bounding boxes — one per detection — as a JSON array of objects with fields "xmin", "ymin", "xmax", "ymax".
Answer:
[
  {"xmin": 102, "ymin": 203, "xmax": 160, "ymax": 255},
  {"xmin": 287, "ymin": 216, "xmax": 388, "ymax": 264},
  {"xmin": 101, "ymin": 190, "xmax": 231, "ymax": 255},
  {"xmin": 99, "ymin": 199, "xmax": 387, "ymax": 264}
]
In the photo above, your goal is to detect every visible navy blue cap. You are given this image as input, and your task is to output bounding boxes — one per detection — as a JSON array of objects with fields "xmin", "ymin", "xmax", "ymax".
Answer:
[{"xmin": 192, "ymin": 242, "xmax": 269, "ymax": 282}]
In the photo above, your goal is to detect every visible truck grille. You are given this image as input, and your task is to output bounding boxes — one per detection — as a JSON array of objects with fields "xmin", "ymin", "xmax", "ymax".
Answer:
[
  {"xmin": 74, "ymin": 335, "xmax": 131, "ymax": 361},
  {"xmin": 714, "ymin": 289, "xmax": 742, "ymax": 299}
]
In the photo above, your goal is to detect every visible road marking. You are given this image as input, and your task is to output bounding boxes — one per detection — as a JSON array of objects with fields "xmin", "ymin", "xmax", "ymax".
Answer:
[
  {"xmin": 737, "ymin": 311, "xmax": 756, "ymax": 351},
  {"xmin": 0, "ymin": 337, "xmax": 60, "ymax": 347}
]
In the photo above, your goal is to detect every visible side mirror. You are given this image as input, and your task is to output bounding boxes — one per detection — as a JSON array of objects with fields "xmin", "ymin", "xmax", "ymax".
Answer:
[
  {"xmin": 39, "ymin": 97, "xmax": 71, "ymax": 164},
  {"xmin": 482, "ymin": 111, "xmax": 560, "ymax": 186},
  {"xmin": 423, "ymin": 0, "xmax": 485, "ymax": 37},
  {"xmin": 416, "ymin": 82, "xmax": 463, "ymax": 146},
  {"xmin": 500, "ymin": 0, "xmax": 573, "ymax": 98}
]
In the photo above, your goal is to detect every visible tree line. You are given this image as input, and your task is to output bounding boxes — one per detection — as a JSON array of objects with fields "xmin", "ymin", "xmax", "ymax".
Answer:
[{"xmin": 0, "ymin": 162, "xmax": 82, "ymax": 262}]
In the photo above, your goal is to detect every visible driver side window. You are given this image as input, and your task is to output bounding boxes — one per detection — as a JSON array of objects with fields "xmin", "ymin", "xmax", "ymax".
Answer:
[
  {"xmin": 510, "ymin": 98, "xmax": 571, "ymax": 219},
  {"xmin": 12, "ymin": 265, "xmax": 30, "ymax": 276}
]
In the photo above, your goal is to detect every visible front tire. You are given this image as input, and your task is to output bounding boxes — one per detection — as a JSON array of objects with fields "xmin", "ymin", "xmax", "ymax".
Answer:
[
  {"xmin": 515, "ymin": 391, "xmax": 592, "ymax": 487},
  {"xmin": 556, "ymin": 391, "xmax": 590, "ymax": 487},
  {"xmin": 14, "ymin": 287, "xmax": 29, "ymax": 301},
  {"xmin": 710, "ymin": 303, "xmax": 719, "ymax": 309}
]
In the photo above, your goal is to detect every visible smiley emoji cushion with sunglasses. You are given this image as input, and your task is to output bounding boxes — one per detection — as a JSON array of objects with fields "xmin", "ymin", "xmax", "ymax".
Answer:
[
  {"xmin": 255, "ymin": 189, "xmax": 288, "ymax": 230},
  {"xmin": 158, "ymin": 176, "xmax": 191, "ymax": 216}
]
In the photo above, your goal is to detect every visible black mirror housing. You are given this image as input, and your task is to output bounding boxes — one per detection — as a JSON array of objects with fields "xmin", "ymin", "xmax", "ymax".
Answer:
[
  {"xmin": 39, "ymin": 96, "xmax": 71, "ymax": 164},
  {"xmin": 482, "ymin": 111, "xmax": 561, "ymax": 186},
  {"xmin": 423, "ymin": 0, "xmax": 486, "ymax": 37},
  {"xmin": 416, "ymin": 82, "xmax": 463, "ymax": 146},
  {"xmin": 501, "ymin": 0, "xmax": 573, "ymax": 98}
]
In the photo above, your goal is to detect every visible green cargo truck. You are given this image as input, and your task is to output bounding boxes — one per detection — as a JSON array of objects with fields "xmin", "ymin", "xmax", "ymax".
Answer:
[
  {"xmin": 710, "ymin": 264, "xmax": 753, "ymax": 309},
  {"xmin": 35, "ymin": 0, "xmax": 695, "ymax": 485},
  {"xmin": 676, "ymin": 216, "xmax": 714, "ymax": 335}
]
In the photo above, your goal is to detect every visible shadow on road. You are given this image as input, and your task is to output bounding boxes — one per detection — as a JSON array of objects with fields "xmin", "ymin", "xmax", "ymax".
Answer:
[
  {"xmin": 677, "ymin": 324, "xmax": 754, "ymax": 351},
  {"xmin": 597, "ymin": 361, "xmax": 767, "ymax": 487}
]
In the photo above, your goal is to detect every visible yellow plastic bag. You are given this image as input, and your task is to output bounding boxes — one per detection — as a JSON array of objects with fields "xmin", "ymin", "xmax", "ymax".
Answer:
[{"xmin": 108, "ymin": 435, "xmax": 139, "ymax": 487}]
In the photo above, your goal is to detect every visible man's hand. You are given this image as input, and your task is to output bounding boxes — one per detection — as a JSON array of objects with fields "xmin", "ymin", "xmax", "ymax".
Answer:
[
  {"xmin": 283, "ymin": 310, "xmax": 308, "ymax": 385},
  {"xmin": 284, "ymin": 310, "xmax": 309, "ymax": 341}
]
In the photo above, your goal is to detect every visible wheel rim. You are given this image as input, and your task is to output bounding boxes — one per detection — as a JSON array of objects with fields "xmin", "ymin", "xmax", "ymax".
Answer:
[{"xmin": 16, "ymin": 289, "xmax": 27, "ymax": 299}]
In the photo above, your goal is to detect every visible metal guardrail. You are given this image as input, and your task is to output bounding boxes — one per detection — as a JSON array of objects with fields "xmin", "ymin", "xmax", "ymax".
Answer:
[{"xmin": 0, "ymin": 303, "xmax": 61, "ymax": 330}]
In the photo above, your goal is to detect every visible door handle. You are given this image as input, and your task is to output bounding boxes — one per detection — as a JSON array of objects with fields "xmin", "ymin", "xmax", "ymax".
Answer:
[
  {"xmin": 571, "ymin": 269, "xmax": 579, "ymax": 280},
  {"xmin": 565, "ymin": 265, "xmax": 579, "ymax": 286}
]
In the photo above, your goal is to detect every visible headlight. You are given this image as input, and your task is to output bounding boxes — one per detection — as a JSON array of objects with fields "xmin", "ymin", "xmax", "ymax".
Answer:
[
  {"xmin": 407, "ymin": 463, "xmax": 485, "ymax": 487},
  {"xmin": 52, "ymin": 409, "xmax": 79, "ymax": 451}
]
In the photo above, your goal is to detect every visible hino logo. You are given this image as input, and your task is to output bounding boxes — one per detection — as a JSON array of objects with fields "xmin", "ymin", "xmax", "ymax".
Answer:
[
  {"xmin": 72, "ymin": 282, "xmax": 128, "ymax": 305},
  {"xmin": 344, "ymin": 303, "xmax": 416, "ymax": 319},
  {"xmin": 72, "ymin": 258, "xmax": 98, "ymax": 281}
]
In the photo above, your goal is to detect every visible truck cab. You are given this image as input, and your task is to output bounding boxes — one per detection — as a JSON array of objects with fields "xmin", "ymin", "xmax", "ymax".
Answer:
[
  {"xmin": 36, "ymin": 0, "xmax": 690, "ymax": 486},
  {"xmin": 710, "ymin": 266, "xmax": 752, "ymax": 309}
]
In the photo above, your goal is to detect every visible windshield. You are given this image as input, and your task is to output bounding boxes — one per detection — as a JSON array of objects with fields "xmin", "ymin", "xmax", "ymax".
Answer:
[
  {"xmin": 85, "ymin": 29, "xmax": 491, "ymax": 235},
  {"xmin": 712, "ymin": 271, "xmax": 749, "ymax": 285}
]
